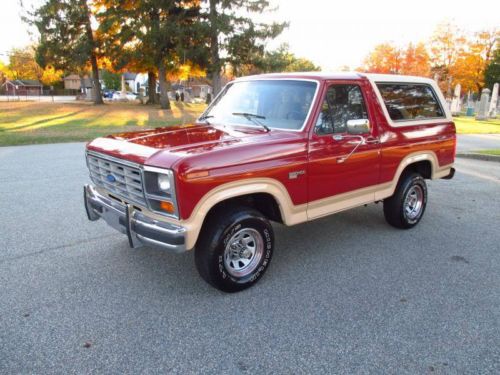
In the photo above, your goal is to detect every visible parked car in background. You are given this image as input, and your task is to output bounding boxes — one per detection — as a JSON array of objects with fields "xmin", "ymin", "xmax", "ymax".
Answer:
[
  {"xmin": 102, "ymin": 89, "xmax": 115, "ymax": 99},
  {"xmin": 84, "ymin": 72, "xmax": 456, "ymax": 292},
  {"xmin": 111, "ymin": 91, "xmax": 138, "ymax": 101}
]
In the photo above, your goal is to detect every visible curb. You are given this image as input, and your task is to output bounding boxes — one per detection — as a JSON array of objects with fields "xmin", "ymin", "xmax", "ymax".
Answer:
[{"xmin": 456, "ymin": 153, "xmax": 500, "ymax": 163}]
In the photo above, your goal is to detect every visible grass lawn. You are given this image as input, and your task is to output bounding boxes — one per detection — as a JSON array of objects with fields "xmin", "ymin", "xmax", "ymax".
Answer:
[
  {"xmin": 453, "ymin": 116, "xmax": 500, "ymax": 134},
  {"xmin": 0, "ymin": 101, "xmax": 207, "ymax": 146},
  {"xmin": 475, "ymin": 149, "xmax": 500, "ymax": 156},
  {"xmin": 1, "ymin": 101, "xmax": 499, "ymax": 146}
]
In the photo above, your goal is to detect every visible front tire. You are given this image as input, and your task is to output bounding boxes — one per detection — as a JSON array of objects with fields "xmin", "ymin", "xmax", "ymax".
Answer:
[
  {"xmin": 383, "ymin": 172, "xmax": 427, "ymax": 229},
  {"xmin": 195, "ymin": 206, "xmax": 274, "ymax": 293}
]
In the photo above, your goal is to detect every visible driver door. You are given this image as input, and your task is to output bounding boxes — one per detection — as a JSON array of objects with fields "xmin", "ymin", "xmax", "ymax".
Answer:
[{"xmin": 307, "ymin": 80, "xmax": 381, "ymax": 219}]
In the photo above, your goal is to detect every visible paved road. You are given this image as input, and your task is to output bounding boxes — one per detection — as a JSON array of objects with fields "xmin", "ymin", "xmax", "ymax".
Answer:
[
  {"xmin": 457, "ymin": 134, "xmax": 500, "ymax": 152},
  {"xmin": 1, "ymin": 143, "xmax": 499, "ymax": 374}
]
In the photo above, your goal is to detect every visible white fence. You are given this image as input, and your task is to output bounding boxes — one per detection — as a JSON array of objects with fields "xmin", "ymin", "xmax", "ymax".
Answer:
[{"xmin": 0, "ymin": 94, "xmax": 77, "ymax": 103}]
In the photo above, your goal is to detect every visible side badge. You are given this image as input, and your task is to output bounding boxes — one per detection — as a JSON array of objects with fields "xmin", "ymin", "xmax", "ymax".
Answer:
[{"xmin": 288, "ymin": 170, "xmax": 305, "ymax": 180}]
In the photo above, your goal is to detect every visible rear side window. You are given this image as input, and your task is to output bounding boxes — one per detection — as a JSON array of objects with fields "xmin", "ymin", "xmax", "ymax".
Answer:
[{"xmin": 376, "ymin": 83, "xmax": 445, "ymax": 121}]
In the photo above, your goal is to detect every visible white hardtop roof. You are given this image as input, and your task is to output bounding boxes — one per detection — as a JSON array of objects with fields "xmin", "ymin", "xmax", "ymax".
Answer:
[
  {"xmin": 235, "ymin": 72, "xmax": 436, "ymax": 84},
  {"xmin": 363, "ymin": 73, "xmax": 436, "ymax": 84}
]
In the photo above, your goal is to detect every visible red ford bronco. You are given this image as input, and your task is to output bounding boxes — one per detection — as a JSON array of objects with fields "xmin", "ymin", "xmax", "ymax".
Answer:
[{"xmin": 84, "ymin": 73, "xmax": 456, "ymax": 292}]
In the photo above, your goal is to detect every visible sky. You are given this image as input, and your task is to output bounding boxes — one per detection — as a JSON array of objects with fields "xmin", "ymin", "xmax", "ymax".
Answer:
[{"xmin": 1, "ymin": 0, "xmax": 499, "ymax": 69}]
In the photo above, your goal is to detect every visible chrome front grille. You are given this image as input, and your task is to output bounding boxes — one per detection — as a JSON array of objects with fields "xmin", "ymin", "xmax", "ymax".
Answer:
[{"xmin": 86, "ymin": 152, "xmax": 146, "ymax": 206}]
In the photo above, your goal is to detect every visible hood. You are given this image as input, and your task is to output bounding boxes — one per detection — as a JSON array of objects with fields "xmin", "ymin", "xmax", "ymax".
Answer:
[{"xmin": 86, "ymin": 123, "xmax": 293, "ymax": 167}]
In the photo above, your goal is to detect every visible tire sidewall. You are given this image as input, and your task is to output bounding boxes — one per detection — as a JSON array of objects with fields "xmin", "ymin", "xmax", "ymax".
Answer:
[
  {"xmin": 401, "ymin": 175, "xmax": 427, "ymax": 226},
  {"xmin": 215, "ymin": 215, "xmax": 274, "ymax": 289}
]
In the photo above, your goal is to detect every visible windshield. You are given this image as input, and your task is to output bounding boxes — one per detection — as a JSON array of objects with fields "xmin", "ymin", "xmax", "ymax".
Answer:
[{"xmin": 201, "ymin": 80, "xmax": 318, "ymax": 130}]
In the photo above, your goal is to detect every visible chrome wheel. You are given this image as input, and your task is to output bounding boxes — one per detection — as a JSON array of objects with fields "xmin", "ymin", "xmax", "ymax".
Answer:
[
  {"xmin": 224, "ymin": 228, "xmax": 264, "ymax": 278},
  {"xmin": 404, "ymin": 185, "xmax": 424, "ymax": 220}
]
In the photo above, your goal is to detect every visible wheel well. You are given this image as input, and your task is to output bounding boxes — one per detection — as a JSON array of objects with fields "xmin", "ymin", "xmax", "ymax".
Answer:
[
  {"xmin": 402, "ymin": 160, "xmax": 432, "ymax": 179},
  {"xmin": 205, "ymin": 193, "xmax": 284, "ymax": 224}
]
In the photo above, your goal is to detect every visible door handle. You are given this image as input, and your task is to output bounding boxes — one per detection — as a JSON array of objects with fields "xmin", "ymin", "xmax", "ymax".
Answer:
[
  {"xmin": 364, "ymin": 136, "xmax": 380, "ymax": 144},
  {"xmin": 347, "ymin": 137, "xmax": 378, "ymax": 145}
]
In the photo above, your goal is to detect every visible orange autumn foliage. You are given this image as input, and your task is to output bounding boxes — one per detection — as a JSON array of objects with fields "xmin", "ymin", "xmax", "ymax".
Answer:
[
  {"xmin": 361, "ymin": 22, "xmax": 498, "ymax": 95},
  {"xmin": 40, "ymin": 65, "xmax": 64, "ymax": 86},
  {"xmin": 361, "ymin": 42, "xmax": 431, "ymax": 77}
]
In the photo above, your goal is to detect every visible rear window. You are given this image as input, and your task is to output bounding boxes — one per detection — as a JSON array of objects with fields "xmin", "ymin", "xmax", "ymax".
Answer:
[{"xmin": 376, "ymin": 83, "xmax": 445, "ymax": 121}]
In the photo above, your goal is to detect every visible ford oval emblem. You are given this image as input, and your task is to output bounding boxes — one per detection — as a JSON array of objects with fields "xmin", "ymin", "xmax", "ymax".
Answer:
[{"xmin": 106, "ymin": 174, "xmax": 116, "ymax": 183}]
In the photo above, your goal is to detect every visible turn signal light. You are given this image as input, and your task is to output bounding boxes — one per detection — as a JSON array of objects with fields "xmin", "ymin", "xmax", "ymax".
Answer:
[{"xmin": 159, "ymin": 201, "xmax": 175, "ymax": 214}]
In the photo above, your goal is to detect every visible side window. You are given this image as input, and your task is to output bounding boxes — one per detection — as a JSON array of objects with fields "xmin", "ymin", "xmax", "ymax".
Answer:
[
  {"xmin": 376, "ymin": 83, "xmax": 445, "ymax": 121},
  {"xmin": 315, "ymin": 84, "xmax": 368, "ymax": 135}
]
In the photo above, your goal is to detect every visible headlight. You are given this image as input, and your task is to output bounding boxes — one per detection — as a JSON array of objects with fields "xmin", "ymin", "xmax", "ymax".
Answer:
[
  {"xmin": 157, "ymin": 174, "xmax": 171, "ymax": 192},
  {"xmin": 142, "ymin": 167, "xmax": 178, "ymax": 218}
]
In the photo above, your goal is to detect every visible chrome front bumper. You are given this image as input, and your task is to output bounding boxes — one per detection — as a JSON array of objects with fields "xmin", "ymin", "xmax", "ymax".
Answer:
[{"xmin": 84, "ymin": 184, "xmax": 187, "ymax": 253}]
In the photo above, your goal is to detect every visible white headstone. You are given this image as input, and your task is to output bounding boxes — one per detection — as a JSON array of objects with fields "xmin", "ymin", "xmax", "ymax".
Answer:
[
  {"xmin": 450, "ymin": 84, "xmax": 462, "ymax": 115},
  {"xmin": 121, "ymin": 74, "xmax": 126, "ymax": 93},
  {"xmin": 467, "ymin": 91, "xmax": 473, "ymax": 107},
  {"xmin": 476, "ymin": 88, "xmax": 491, "ymax": 121},
  {"xmin": 119, "ymin": 74, "xmax": 128, "ymax": 100},
  {"xmin": 488, "ymin": 83, "xmax": 499, "ymax": 118},
  {"xmin": 474, "ymin": 100, "xmax": 480, "ymax": 114}
]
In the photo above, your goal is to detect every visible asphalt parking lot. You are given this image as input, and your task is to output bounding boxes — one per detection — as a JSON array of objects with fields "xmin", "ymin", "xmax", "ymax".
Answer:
[{"xmin": 1, "ymin": 143, "xmax": 499, "ymax": 374}]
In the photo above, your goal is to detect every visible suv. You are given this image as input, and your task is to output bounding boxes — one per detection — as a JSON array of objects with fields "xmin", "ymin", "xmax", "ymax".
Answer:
[{"xmin": 84, "ymin": 73, "xmax": 456, "ymax": 292}]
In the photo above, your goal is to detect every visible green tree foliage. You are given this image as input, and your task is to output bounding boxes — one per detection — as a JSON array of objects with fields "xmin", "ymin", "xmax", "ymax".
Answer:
[
  {"xmin": 203, "ymin": 0, "xmax": 287, "ymax": 95},
  {"xmin": 101, "ymin": 70, "xmax": 121, "ymax": 90},
  {"xmin": 484, "ymin": 48, "xmax": 500, "ymax": 90},
  {"xmin": 31, "ymin": 0, "xmax": 104, "ymax": 104},
  {"xmin": 97, "ymin": 0, "xmax": 206, "ymax": 109},
  {"xmin": 286, "ymin": 57, "xmax": 320, "ymax": 73},
  {"xmin": 258, "ymin": 44, "xmax": 320, "ymax": 73},
  {"xmin": 97, "ymin": 0, "xmax": 159, "ymax": 104}
]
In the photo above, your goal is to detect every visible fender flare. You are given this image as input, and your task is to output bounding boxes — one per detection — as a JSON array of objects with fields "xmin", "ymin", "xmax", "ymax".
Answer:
[
  {"xmin": 374, "ymin": 150, "xmax": 451, "ymax": 200},
  {"xmin": 181, "ymin": 178, "xmax": 307, "ymax": 250}
]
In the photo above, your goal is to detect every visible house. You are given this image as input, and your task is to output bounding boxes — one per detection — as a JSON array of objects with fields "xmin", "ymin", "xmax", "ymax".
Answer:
[
  {"xmin": 63, "ymin": 74, "xmax": 81, "ymax": 90},
  {"xmin": 63, "ymin": 74, "xmax": 94, "ymax": 94},
  {"xmin": 123, "ymin": 72, "xmax": 148, "ymax": 93},
  {"xmin": 186, "ymin": 77, "xmax": 212, "ymax": 100},
  {"xmin": 1, "ymin": 79, "xmax": 43, "ymax": 95}
]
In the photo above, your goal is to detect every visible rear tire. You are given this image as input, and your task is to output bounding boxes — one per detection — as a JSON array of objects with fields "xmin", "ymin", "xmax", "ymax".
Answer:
[
  {"xmin": 195, "ymin": 205, "xmax": 274, "ymax": 293},
  {"xmin": 383, "ymin": 172, "xmax": 427, "ymax": 229}
]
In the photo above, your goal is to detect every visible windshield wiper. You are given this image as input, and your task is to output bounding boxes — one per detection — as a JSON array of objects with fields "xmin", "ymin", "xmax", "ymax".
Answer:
[
  {"xmin": 198, "ymin": 114, "xmax": 215, "ymax": 124},
  {"xmin": 232, "ymin": 112, "xmax": 270, "ymax": 132}
]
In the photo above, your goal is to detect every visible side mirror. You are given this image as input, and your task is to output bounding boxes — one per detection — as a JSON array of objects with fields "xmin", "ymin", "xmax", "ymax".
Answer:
[{"xmin": 347, "ymin": 119, "xmax": 370, "ymax": 134}]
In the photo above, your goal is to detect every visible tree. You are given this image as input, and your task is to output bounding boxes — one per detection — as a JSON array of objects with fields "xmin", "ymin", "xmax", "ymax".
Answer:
[
  {"xmin": 7, "ymin": 46, "xmax": 43, "ymax": 80},
  {"xmin": 450, "ymin": 29, "xmax": 499, "ymax": 93},
  {"xmin": 0, "ymin": 62, "xmax": 13, "ymax": 86},
  {"xmin": 40, "ymin": 65, "xmax": 64, "ymax": 86},
  {"xmin": 97, "ymin": 0, "xmax": 205, "ymax": 109},
  {"xmin": 362, "ymin": 43, "xmax": 403, "ymax": 74},
  {"xmin": 101, "ymin": 69, "xmax": 121, "ymax": 90},
  {"xmin": 484, "ymin": 48, "xmax": 500, "ymax": 90},
  {"xmin": 97, "ymin": 0, "xmax": 159, "ymax": 104},
  {"xmin": 429, "ymin": 22, "xmax": 466, "ymax": 95},
  {"xmin": 31, "ymin": 0, "xmax": 104, "ymax": 104},
  {"xmin": 167, "ymin": 61, "xmax": 206, "ymax": 82},
  {"xmin": 286, "ymin": 57, "xmax": 320, "ymax": 73},
  {"xmin": 361, "ymin": 42, "xmax": 431, "ymax": 77},
  {"xmin": 400, "ymin": 42, "xmax": 431, "ymax": 77},
  {"xmin": 254, "ymin": 43, "xmax": 319, "ymax": 73},
  {"xmin": 203, "ymin": 0, "xmax": 287, "ymax": 96}
]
